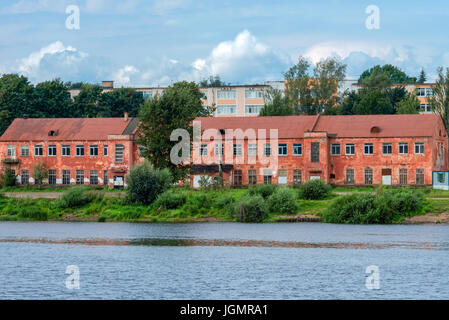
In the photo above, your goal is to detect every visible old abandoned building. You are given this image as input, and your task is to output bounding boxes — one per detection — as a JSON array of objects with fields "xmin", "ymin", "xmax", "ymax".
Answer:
[{"xmin": 0, "ymin": 113, "xmax": 447, "ymax": 187}]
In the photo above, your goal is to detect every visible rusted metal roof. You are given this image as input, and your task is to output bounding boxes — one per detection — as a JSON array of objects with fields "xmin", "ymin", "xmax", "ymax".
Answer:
[
  {"xmin": 0, "ymin": 118, "xmax": 137, "ymax": 141},
  {"xmin": 195, "ymin": 114, "xmax": 443, "ymax": 139}
]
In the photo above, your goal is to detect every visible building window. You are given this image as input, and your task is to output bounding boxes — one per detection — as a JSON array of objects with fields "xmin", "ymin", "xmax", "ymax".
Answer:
[
  {"xmin": 345, "ymin": 143, "xmax": 355, "ymax": 155},
  {"xmin": 263, "ymin": 144, "xmax": 272, "ymax": 156},
  {"xmin": 263, "ymin": 169, "xmax": 272, "ymax": 185},
  {"xmin": 245, "ymin": 105, "xmax": 263, "ymax": 115},
  {"xmin": 104, "ymin": 170, "xmax": 109, "ymax": 186},
  {"xmin": 382, "ymin": 143, "xmax": 392, "ymax": 155},
  {"xmin": 233, "ymin": 170, "xmax": 243, "ymax": 186},
  {"xmin": 90, "ymin": 170, "xmax": 98, "ymax": 185},
  {"xmin": 216, "ymin": 105, "xmax": 236, "ymax": 115},
  {"xmin": 364, "ymin": 143, "xmax": 373, "ymax": 155},
  {"xmin": 248, "ymin": 144, "xmax": 257, "ymax": 156},
  {"xmin": 345, "ymin": 168, "xmax": 355, "ymax": 184},
  {"xmin": 233, "ymin": 144, "xmax": 242, "ymax": 156},
  {"xmin": 76, "ymin": 145, "xmax": 84, "ymax": 156},
  {"xmin": 48, "ymin": 145, "xmax": 56, "ymax": 157},
  {"xmin": 214, "ymin": 144, "xmax": 224, "ymax": 156},
  {"xmin": 331, "ymin": 144, "xmax": 340, "ymax": 155},
  {"xmin": 199, "ymin": 144, "xmax": 208, "ymax": 157},
  {"xmin": 6, "ymin": 145, "xmax": 15, "ymax": 157},
  {"xmin": 20, "ymin": 145, "xmax": 29, "ymax": 157},
  {"xmin": 103, "ymin": 144, "xmax": 108, "ymax": 156},
  {"xmin": 293, "ymin": 144, "xmax": 302, "ymax": 156},
  {"xmin": 21, "ymin": 170, "xmax": 29, "ymax": 185},
  {"xmin": 34, "ymin": 145, "xmax": 43, "ymax": 156},
  {"xmin": 416, "ymin": 169, "xmax": 425, "ymax": 185},
  {"xmin": 217, "ymin": 90, "xmax": 236, "ymax": 100},
  {"xmin": 245, "ymin": 89, "xmax": 264, "ymax": 99},
  {"xmin": 62, "ymin": 170, "xmax": 70, "ymax": 185},
  {"xmin": 415, "ymin": 142, "xmax": 424, "ymax": 154},
  {"xmin": 311, "ymin": 142, "xmax": 320, "ymax": 162},
  {"xmin": 420, "ymin": 103, "xmax": 431, "ymax": 113},
  {"xmin": 417, "ymin": 87, "xmax": 434, "ymax": 97},
  {"xmin": 364, "ymin": 167, "xmax": 373, "ymax": 185},
  {"xmin": 399, "ymin": 142, "xmax": 408, "ymax": 154},
  {"xmin": 278, "ymin": 170, "xmax": 287, "ymax": 185},
  {"xmin": 89, "ymin": 145, "xmax": 98, "ymax": 157},
  {"xmin": 293, "ymin": 170, "xmax": 302, "ymax": 186},
  {"xmin": 248, "ymin": 169, "xmax": 257, "ymax": 185},
  {"xmin": 399, "ymin": 168, "xmax": 408, "ymax": 185},
  {"xmin": 76, "ymin": 170, "xmax": 84, "ymax": 185},
  {"xmin": 62, "ymin": 145, "xmax": 70, "ymax": 156},
  {"xmin": 115, "ymin": 144, "xmax": 124, "ymax": 162},
  {"xmin": 48, "ymin": 170, "xmax": 56, "ymax": 185},
  {"xmin": 142, "ymin": 90, "xmax": 153, "ymax": 100},
  {"xmin": 278, "ymin": 144, "xmax": 287, "ymax": 156}
]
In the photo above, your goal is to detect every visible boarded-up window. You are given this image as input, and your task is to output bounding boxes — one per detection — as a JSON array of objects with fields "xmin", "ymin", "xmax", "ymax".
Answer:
[
  {"xmin": 311, "ymin": 142, "xmax": 320, "ymax": 162},
  {"xmin": 248, "ymin": 170, "xmax": 257, "ymax": 185},
  {"xmin": 115, "ymin": 144, "xmax": 124, "ymax": 162},
  {"xmin": 364, "ymin": 167, "xmax": 373, "ymax": 185},
  {"xmin": 278, "ymin": 170, "xmax": 287, "ymax": 185},
  {"xmin": 346, "ymin": 168, "xmax": 355, "ymax": 184},
  {"xmin": 416, "ymin": 169, "xmax": 424, "ymax": 185},
  {"xmin": 293, "ymin": 170, "xmax": 302, "ymax": 186},
  {"xmin": 399, "ymin": 169, "xmax": 408, "ymax": 185},
  {"xmin": 382, "ymin": 168, "xmax": 392, "ymax": 176},
  {"xmin": 233, "ymin": 170, "xmax": 242, "ymax": 186}
]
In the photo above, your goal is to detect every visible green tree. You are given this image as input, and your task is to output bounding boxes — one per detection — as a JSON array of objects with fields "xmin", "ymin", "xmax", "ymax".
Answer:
[
  {"xmin": 0, "ymin": 74, "xmax": 34, "ymax": 135},
  {"xmin": 339, "ymin": 91, "xmax": 361, "ymax": 115},
  {"xmin": 33, "ymin": 161, "xmax": 48, "ymax": 186},
  {"xmin": 396, "ymin": 93, "xmax": 420, "ymax": 114},
  {"xmin": 417, "ymin": 69, "xmax": 427, "ymax": 84},
  {"xmin": 359, "ymin": 64, "xmax": 415, "ymax": 84},
  {"xmin": 283, "ymin": 56, "xmax": 313, "ymax": 114},
  {"xmin": 32, "ymin": 79, "xmax": 72, "ymax": 118},
  {"xmin": 98, "ymin": 88, "xmax": 144, "ymax": 117},
  {"xmin": 361, "ymin": 69, "xmax": 392, "ymax": 90},
  {"xmin": 355, "ymin": 89, "xmax": 394, "ymax": 115},
  {"xmin": 311, "ymin": 57, "xmax": 347, "ymax": 113},
  {"xmin": 137, "ymin": 81, "xmax": 211, "ymax": 181},
  {"xmin": 385, "ymin": 87, "xmax": 407, "ymax": 107},
  {"xmin": 72, "ymin": 83, "xmax": 104, "ymax": 117},
  {"xmin": 259, "ymin": 88, "xmax": 293, "ymax": 116},
  {"xmin": 429, "ymin": 67, "xmax": 449, "ymax": 129},
  {"xmin": 199, "ymin": 75, "xmax": 228, "ymax": 87},
  {"xmin": 0, "ymin": 168, "xmax": 16, "ymax": 187}
]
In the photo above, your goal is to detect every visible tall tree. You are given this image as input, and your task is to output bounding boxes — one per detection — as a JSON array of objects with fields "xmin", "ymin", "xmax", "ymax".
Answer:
[
  {"xmin": 137, "ymin": 81, "xmax": 211, "ymax": 181},
  {"xmin": 417, "ymin": 69, "xmax": 427, "ymax": 84},
  {"xmin": 259, "ymin": 88, "xmax": 293, "ymax": 116},
  {"xmin": 429, "ymin": 67, "xmax": 449, "ymax": 129},
  {"xmin": 72, "ymin": 84, "xmax": 104, "ymax": 117},
  {"xmin": 359, "ymin": 64, "xmax": 415, "ymax": 84},
  {"xmin": 32, "ymin": 79, "xmax": 72, "ymax": 118},
  {"xmin": 396, "ymin": 92, "xmax": 420, "ymax": 114},
  {"xmin": 283, "ymin": 56, "xmax": 313, "ymax": 114},
  {"xmin": 98, "ymin": 88, "xmax": 144, "ymax": 117},
  {"xmin": 311, "ymin": 57, "xmax": 347, "ymax": 113},
  {"xmin": 355, "ymin": 89, "xmax": 394, "ymax": 115},
  {"xmin": 199, "ymin": 75, "xmax": 228, "ymax": 87},
  {"xmin": 0, "ymin": 74, "xmax": 34, "ymax": 135}
]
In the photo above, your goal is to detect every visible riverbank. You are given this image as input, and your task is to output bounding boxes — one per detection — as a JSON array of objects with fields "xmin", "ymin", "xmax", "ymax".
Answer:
[{"xmin": 1, "ymin": 185, "xmax": 449, "ymax": 224}]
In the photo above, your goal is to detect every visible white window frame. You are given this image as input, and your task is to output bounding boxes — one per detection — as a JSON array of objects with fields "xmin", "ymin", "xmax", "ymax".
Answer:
[
  {"xmin": 62, "ymin": 145, "xmax": 70, "ymax": 157},
  {"xmin": 345, "ymin": 143, "xmax": 355, "ymax": 155},
  {"xmin": 48, "ymin": 145, "xmax": 57, "ymax": 157},
  {"xmin": 364, "ymin": 143, "xmax": 374, "ymax": 155},
  {"xmin": 248, "ymin": 144, "xmax": 257, "ymax": 156},
  {"xmin": 293, "ymin": 143, "xmax": 302, "ymax": 156},
  {"xmin": 382, "ymin": 143, "xmax": 392, "ymax": 155},
  {"xmin": 278, "ymin": 143, "xmax": 287, "ymax": 156},
  {"xmin": 331, "ymin": 144, "xmax": 340, "ymax": 155},
  {"xmin": 199, "ymin": 144, "xmax": 208, "ymax": 157},
  {"xmin": 414, "ymin": 142, "xmax": 424, "ymax": 155},
  {"xmin": 399, "ymin": 142, "xmax": 409, "ymax": 154}
]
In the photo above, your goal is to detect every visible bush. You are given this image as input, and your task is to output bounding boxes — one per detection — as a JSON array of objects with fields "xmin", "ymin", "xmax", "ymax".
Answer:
[
  {"xmin": 298, "ymin": 179, "xmax": 332, "ymax": 200},
  {"xmin": 0, "ymin": 168, "xmax": 16, "ymax": 187},
  {"xmin": 214, "ymin": 195, "xmax": 235, "ymax": 209},
  {"xmin": 126, "ymin": 161, "xmax": 173, "ymax": 205},
  {"xmin": 56, "ymin": 186, "xmax": 93, "ymax": 208},
  {"xmin": 17, "ymin": 206, "xmax": 48, "ymax": 221},
  {"xmin": 230, "ymin": 194, "xmax": 268, "ymax": 222},
  {"xmin": 322, "ymin": 189, "xmax": 425, "ymax": 224},
  {"xmin": 248, "ymin": 184, "xmax": 277, "ymax": 199},
  {"xmin": 154, "ymin": 190, "xmax": 187, "ymax": 209},
  {"xmin": 267, "ymin": 188, "xmax": 299, "ymax": 214}
]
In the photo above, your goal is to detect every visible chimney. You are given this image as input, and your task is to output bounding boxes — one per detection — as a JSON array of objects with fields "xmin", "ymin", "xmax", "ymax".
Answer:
[{"xmin": 124, "ymin": 112, "xmax": 129, "ymax": 122}]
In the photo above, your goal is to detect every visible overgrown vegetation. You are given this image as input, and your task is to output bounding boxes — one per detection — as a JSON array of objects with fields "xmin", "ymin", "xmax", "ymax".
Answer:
[{"xmin": 298, "ymin": 179, "xmax": 332, "ymax": 200}]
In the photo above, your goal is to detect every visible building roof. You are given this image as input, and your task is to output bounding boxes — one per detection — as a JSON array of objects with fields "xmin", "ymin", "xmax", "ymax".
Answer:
[
  {"xmin": 0, "ymin": 118, "xmax": 138, "ymax": 141},
  {"xmin": 195, "ymin": 114, "xmax": 443, "ymax": 139}
]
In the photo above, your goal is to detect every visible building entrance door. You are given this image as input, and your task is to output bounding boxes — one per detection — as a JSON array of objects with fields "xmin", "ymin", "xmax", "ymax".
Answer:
[{"xmin": 381, "ymin": 168, "xmax": 392, "ymax": 185}]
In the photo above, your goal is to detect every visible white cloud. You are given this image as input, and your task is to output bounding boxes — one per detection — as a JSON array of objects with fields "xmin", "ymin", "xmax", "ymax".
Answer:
[
  {"xmin": 1, "ymin": 0, "xmax": 71, "ymax": 14},
  {"xmin": 113, "ymin": 65, "xmax": 139, "ymax": 86}
]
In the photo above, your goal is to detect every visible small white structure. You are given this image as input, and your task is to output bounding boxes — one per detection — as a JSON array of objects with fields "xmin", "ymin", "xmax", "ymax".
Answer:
[{"xmin": 433, "ymin": 171, "xmax": 449, "ymax": 190}]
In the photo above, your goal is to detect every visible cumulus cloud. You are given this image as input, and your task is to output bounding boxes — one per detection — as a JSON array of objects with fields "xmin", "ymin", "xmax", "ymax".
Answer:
[{"xmin": 113, "ymin": 65, "xmax": 139, "ymax": 86}]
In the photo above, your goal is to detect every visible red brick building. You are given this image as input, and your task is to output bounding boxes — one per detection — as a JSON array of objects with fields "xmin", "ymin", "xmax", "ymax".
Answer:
[
  {"xmin": 0, "ymin": 116, "xmax": 140, "ymax": 187},
  {"xmin": 192, "ymin": 114, "xmax": 448, "ymax": 187}
]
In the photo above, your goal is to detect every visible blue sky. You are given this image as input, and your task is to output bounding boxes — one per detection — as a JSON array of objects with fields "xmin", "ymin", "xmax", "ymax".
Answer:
[{"xmin": 1, "ymin": 0, "xmax": 449, "ymax": 86}]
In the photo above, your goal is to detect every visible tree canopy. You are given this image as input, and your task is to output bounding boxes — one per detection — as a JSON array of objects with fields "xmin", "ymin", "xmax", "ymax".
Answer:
[{"xmin": 359, "ymin": 64, "xmax": 416, "ymax": 85}]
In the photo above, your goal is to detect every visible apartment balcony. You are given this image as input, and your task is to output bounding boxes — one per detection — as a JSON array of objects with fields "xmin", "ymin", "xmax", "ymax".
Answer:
[{"xmin": 2, "ymin": 156, "xmax": 20, "ymax": 165}]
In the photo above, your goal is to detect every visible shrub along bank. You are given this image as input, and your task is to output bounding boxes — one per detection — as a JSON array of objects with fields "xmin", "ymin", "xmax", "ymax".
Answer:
[{"xmin": 0, "ymin": 182, "xmax": 436, "ymax": 224}]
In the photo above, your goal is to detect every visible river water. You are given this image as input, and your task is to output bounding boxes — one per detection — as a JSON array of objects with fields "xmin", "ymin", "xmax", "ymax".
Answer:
[{"xmin": 0, "ymin": 222, "xmax": 448, "ymax": 299}]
